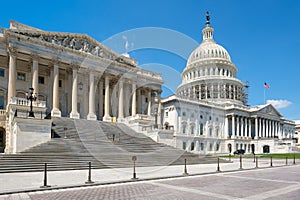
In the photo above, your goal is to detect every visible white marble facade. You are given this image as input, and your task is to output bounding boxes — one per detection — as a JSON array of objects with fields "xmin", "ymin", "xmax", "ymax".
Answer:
[
  {"xmin": 0, "ymin": 21, "xmax": 163, "ymax": 153},
  {"xmin": 162, "ymin": 13, "xmax": 296, "ymax": 154}
]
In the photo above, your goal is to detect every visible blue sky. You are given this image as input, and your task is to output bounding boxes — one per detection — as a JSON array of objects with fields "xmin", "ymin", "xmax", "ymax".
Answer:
[{"xmin": 0, "ymin": 0, "xmax": 299, "ymax": 120}]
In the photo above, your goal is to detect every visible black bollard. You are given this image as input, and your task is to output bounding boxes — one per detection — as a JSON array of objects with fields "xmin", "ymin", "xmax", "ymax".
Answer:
[
  {"xmin": 85, "ymin": 162, "xmax": 94, "ymax": 184},
  {"xmin": 183, "ymin": 158, "xmax": 189, "ymax": 176},
  {"xmin": 131, "ymin": 156, "xmax": 138, "ymax": 180},
  {"xmin": 256, "ymin": 156, "xmax": 258, "ymax": 168},
  {"xmin": 40, "ymin": 163, "xmax": 50, "ymax": 188},
  {"xmin": 286, "ymin": 157, "xmax": 288, "ymax": 166},
  {"xmin": 293, "ymin": 155, "xmax": 296, "ymax": 165},
  {"xmin": 239, "ymin": 155, "xmax": 243, "ymax": 170},
  {"xmin": 253, "ymin": 154, "xmax": 256, "ymax": 163},
  {"xmin": 217, "ymin": 157, "xmax": 221, "ymax": 172},
  {"xmin": 270, "ymin": 156, "xmax": 273, "ymax": 167}
]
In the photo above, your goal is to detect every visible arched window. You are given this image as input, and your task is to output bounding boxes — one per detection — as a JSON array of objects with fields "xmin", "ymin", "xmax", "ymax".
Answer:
[
  {"xmin": 191, "ymin": 142, "xmax": 195, "ymax": 151},
  {"xmin": 216, "ymin": 129, "xmax": 219, "ymax": 137},
  {"xmin": 209, "ymin": 128, "xmax": 213, "ymax": 136},
  {"xmin": 182, "ymin": 124, "xmax": 186, "ymax": 134},
  {"xmin": 191, "ymin": 125, "xmax": 194, "ymax": 135},
  {"xmin": 216, "ymin": 143, "xmax": 220, "ymax": 151},
  {"xmin": 200, "ymin": 123, "xmax": 204, "ymax": 135}
]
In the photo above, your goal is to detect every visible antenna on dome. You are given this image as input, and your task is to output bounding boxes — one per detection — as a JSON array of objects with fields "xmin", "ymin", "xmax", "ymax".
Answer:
[{"xmin": 206, "ymin": 11, "xmax": 210, "ymax": 26}]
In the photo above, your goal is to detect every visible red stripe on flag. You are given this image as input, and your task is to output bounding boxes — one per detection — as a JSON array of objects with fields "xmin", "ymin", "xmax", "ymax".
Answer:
[{"xmin": 264, "ymin": 82, "xmax": 270, "ymax": 89}]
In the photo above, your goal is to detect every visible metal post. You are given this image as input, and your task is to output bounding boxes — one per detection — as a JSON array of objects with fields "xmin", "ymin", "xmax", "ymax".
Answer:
[
  {"xmin": 253, "ymin": 154, "xmax": 256, "ymax": 163},
  {"xmin": 229, "ymin": 154, "xmax": 231, "ymax": 162},
  {"xmin": 293, "ymin": 155, "xmax": 296, "ymax": 165},
  {"xmin": 256, "ymin": 156, "xmax": 258, "ymax": 168},
  {"xmin": 183, "ymin": 158, "xmax": 189, "ymax": 176},
  {"xmin": 131, "ymin": 156, "xmax": 138, "ymax": 180},
  {"xmin": 217, "ymin": 157, "xmax": 221, "ymax": 172},
  {"xmin": 239, "ymin": 155, "xmax": 243, "ymax": 170},
  {"xmin": 85, "ymin": 161, "xmax": 94, "ymax": 184},
  {"xmin": 40, "ymin": 163, "xmax": 50, "ymax": 188},
  {"xmin": 270, "ymin": 156, "xmax": 273, "ymax": 167},
  {"xmin": 286, "ymin": 156, "xmax": 288, "ymax": 165}
]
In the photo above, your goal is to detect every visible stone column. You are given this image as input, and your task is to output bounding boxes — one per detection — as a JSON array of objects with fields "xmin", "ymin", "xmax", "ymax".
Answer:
[
  {"xmin": 98, "ymin": 80, "xmax": 103, "ymax": 119},
  {"xmin": 51, "ymin": 62, "xmax": 61, "ymax": 117},
  {"xmin": 32, "ymin": 55, "xmax": 39, "ymax": 98},
  {"xmin": 70, "ymin": 67, "xmax": 79, "ymax": 119},
  {"xmin": 225, "ymin": 116, "xmax": 229, "ymax": 138},
  {"xmin": 248, "ymin": 118, "xmax": 252, "ymax": 138},
  {"xmin": 236, "ymin": 116, "xmax": 240, "ymax": 137},
  {"xmin": 137, "ymin": 88, "xmax": 141, "ymax": 114},
  {"xmin": 157, "ymin": 91, "xmax": 162, "ymax": 128},
  {"xmin": 147, "ymin": 89, "xmax": 152, "ymax": 116},
  {"xmin": 87, "ymin": 71, "xmax": 97, "ymax": 120},
  {"xmin": 275, "ymin": 122, "xmax": 278, "ymax": 138},
  {"xmin": 232, "ymin": 115, "xmax": 235, "ymax": 139},
  {"xmin": 272, "ymin": 121, "xmax": 275, "ymax": 138},
  {"xmin": 131, "ymin": 82, "xmax": 136, "ymax": 116},
  {"xmin": 265, "ymin": 119, "xmax": 269, "ymax": 138},
  {"xmin": 255, "ymin": 117, "xmax": 258, "ymax": 139},
  {"xmin": 103, "ymin": 76, "xmax": 111, "ymax": 121},
  {"xmin": 118, "ymin": 79, "xmax": 124, "ymax": 120},
  {"xmin": 7, "ymin": 49, "xmax": 17, "ymax": 104},
  {"xmin": 241, "ymin": 117, "xmax": 244, "ymax": 137}
]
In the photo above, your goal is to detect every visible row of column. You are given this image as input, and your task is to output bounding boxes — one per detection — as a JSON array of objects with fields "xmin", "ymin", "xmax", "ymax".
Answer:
[
  {"xmin": 226, "ymin": 115, "xmax": 282, "ymax": 139},
  {"xmin": 7, "ymin": 51, "xmax": 161, "ymax": 121},
  {"xmin": 183, "ymin": 66, "xmax": 235, "ymax": 82},
  {"xmin": 179, "ymin": 83, "xmax": 243, "ymax": 102},
  {"xmin": 230, "ymin": 115, "xmax": 252, "ymax": 138},
  {"xmin": 255, "ymin": 117, "xmax": 281, "ymax": 139}
]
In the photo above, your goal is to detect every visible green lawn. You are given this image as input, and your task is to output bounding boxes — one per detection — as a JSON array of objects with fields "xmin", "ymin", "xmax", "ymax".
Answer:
[{"xmin": 220, "ymin": 153, "xmax": 300, "ymax": 159}]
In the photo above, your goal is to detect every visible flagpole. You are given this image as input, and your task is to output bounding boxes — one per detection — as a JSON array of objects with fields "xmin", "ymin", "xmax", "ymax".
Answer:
[{"xmin": 264, "ymin": 87, "xmax": 266, "ymax": 104}]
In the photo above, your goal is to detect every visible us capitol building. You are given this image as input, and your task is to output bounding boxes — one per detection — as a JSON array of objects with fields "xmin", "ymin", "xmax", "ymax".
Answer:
[
  {"xmin": 0, "ymin": 14, "xmax": 297, "ymax": 155},
  {"xmin": 161, "ymin": 13, "xmax": 296, "ymax": 154}
]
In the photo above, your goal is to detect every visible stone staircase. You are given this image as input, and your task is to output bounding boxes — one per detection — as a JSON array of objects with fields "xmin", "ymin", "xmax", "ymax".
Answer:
[{"xmin": 0, "ymin": 117, "xmax": 220, "ymax": 173}]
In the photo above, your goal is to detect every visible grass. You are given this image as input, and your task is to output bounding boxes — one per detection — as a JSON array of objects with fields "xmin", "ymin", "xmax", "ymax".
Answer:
[{"xmin": 220, "ymin": 153, "xmax": 300, "ymax": 159}]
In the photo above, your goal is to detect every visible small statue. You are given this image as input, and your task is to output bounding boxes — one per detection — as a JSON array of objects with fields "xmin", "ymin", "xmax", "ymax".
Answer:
[
  {"xmin": 62, "ymin": 36, "xmax": 69, "ymax": 46},
  {"xmin": 206, "ymin": 11, "xmax": 210, "ymax": 25},
  {"xmin": 70, "ymin": 38, "xmax": 76, "ymax": 49}
]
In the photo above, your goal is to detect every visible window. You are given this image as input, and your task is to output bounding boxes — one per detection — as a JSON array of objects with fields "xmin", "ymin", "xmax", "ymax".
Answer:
[
  {"xmin": 183, "ymin": 142, "xmax": 186, "ymax": 150},
  {"xmin": 182, "ymin": 124, "xmax": 186, "ymax": 134},
  {"xmin": 209, "ymin": 116, "xmax": 212, "ymax": 120},
  {"xmin": 145, "ymin": 97, "xmax": 148, "ymax": 103},
  {"xmin": 59, "ymin": 80, "xmax": 62, "ymax": 87},
  {"xmin": 191, "ymin": 113, "xmax": 194, "ymax": 118},
  {"xmin": 0, "ymin": 96, "xmax": 4, "ymax": 109},
  {"xmin": 216, "ymin": 129, "xmax": 219, "ymax": 137},
  {"xmin": 191, "ymin": 126, "xmax": 194, "ymax": 135},
  {"xmin": 216, "ymin": 143, "xmax": 220, "ymax": 151},
  {"xmin": 200, "ymin": 115, "xmax": 203, "ymax": 119},
  {"xmin": 17, "ymin": 72, "xmax": 26, "ymax": 81},
  {"xmin": 209, "ymin": 128, "xmax": 213, "ymax": 136},
  {"xmin": 200, "ymin": 143, "xmax": 204, "ymax": 151},
  {"xmin": 38, "ymin": 76, "xmax": 45, "ymax": 84},
  {"xmin": 0, "ymin": 69, "xmax": 4, "ymax": 77},
  {"xmin": 216, "ymin": 117, "xmax": 219, "ymax": 122},
  {"xmin": 209, "ymin": 143, "xmax": 213, "ymax": 151},
  {"xmin": 200, "ymin": 123, "xmax": 204, "ymax": 135},
  {"xmin": 191, "ymin": 142, "xmax": 195, "ymax": 151},
  {"xmin": 182, "ymin": 112, "xmax": 186, "ymax": 117},
  {"xmin": 165, "ymin": 112, "xmax": 168, "ymax": 117}
]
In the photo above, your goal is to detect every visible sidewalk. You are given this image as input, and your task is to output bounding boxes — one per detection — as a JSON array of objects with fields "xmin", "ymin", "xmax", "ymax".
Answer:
[{"xmin": 0, "ymin": 158, "xmax": 297, "ymax": 195}]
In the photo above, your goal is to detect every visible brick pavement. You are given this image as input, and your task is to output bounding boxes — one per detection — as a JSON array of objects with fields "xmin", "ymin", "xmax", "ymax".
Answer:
[{"xmin": 1, "ymin": 165, "xmax": 299, "ymax": 200}]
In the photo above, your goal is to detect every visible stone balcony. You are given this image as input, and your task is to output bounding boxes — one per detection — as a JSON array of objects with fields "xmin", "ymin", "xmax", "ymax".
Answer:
[{"xmin": 10, "ymin": 97, "xmax": 46, "ymax": 108}]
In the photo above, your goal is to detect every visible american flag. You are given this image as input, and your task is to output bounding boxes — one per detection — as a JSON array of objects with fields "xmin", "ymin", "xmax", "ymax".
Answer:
[{"xmin": 264, "ymin": 82, "xmax": 270, "ymax": 89}]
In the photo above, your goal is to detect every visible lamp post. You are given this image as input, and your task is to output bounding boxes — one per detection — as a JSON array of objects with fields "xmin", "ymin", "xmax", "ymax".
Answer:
[{"xmin": 26, "ymin": 87, "xmax": 37, "ymax": 118}]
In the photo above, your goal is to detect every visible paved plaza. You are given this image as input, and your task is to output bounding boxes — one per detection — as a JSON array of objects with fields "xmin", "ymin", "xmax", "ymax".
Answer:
[{"xmin": 0, "ymin": 158, "xmax": 299, "ymax": 199}]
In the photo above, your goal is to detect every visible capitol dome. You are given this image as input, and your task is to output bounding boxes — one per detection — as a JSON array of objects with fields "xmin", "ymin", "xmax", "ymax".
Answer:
[
  {"xmin": 187, "ymin": 40, "xmax": 231, "ymax": 65},
  {"xmin": 177, "ymin": 12, "xmax": 247, "ymax": 106}
]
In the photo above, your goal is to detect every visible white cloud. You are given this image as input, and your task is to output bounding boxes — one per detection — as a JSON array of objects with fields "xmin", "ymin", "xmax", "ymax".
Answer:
[{"xmin": 266, "ymin": 99, "xmax": 292, "ymax": 109}]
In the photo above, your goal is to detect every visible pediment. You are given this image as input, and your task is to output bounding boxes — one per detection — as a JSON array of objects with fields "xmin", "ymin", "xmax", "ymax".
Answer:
[
  {"xmin": 6, "ymin": 21, "xmax": 135, "ymax": 66},
  {"xmin": 253, "ymin": 104, "xmax": 282, "ymax": 117}
]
